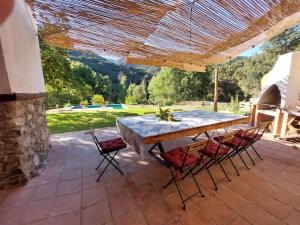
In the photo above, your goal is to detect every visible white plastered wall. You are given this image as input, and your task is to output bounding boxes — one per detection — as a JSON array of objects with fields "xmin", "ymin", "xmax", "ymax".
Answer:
[
  {"xmin": 0, "ymin": 0, "xmax": 45, "ymax": 94},
  {"xmin": 259, "ymin": 51, "xmax": 300, "ymax": 108},
  {"xmin": 285, "ymin": 51, "xmax": 300, "ymax": 107}
]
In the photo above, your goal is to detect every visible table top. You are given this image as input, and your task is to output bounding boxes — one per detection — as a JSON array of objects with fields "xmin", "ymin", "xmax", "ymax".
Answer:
[{"xmin": 117, "ymin": 110, "xmax": 250, "ymax": 144}]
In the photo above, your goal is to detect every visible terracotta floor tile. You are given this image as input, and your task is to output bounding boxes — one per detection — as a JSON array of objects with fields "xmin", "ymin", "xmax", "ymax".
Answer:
[
  {"xmin": 0, "ymin": 189, "xmax": 8, "ymax": 204},
  {"xmin": 34, "ymin": 183, "xmax": 58, "ymax": 200},
  {"xmin": 285, "ymin": 210, "xmax": 300, "ymax": 225},
  {"xmin": 1, "ymin": 186, "xmax": 37, "ymax": 208},
  {"xmin": 130, "ymin": 183, "xmax": 157, "ymax": 206},
  {"xmin": 239, "ymin": 203, "xmax": 284, "ymax": 225},
  {"xmin": 127, "ymin": 172, "xmax": 150, "ymax": 188},
  {"xmin": 51, "ymin": 192, "xmax": 81, "ymax": 216},
  {"xmin": 60, "ymin": 168, "xmax": 82, "ymax": 181},
  {"xmin": 82, "ymin": 175, "xmax": 104, "ymax": 190},
  {"xmin": 227, "ymin": 215, "xmax": 251, "ymax": 225},
  {"xmin": 196, "ymin": 195, "xmax": 236, "ymax": 225},
  {"xmin": 57, "ymin": 179, "xmax": 81, "ymax": 196},
  {"xmin": 82, "ymin": 185, "xmax": 106, "ymax": 208},
  {"xmin": 214, "ymin": 184, "xmax": 250, "ymax": 212},
  {"xmin": 82, "ymin": 201, "xmax": 111, "ymax": 225},
  {"xmin": 109, "ymin": 192, "xmax": 138, "ymax": 218},
  {"xmin": 23, "ymin": 218, "xmax": 49, "ymax": 225},
  {"xmin": 114, "ymin": 210, "xmax": 148, "ymax": 225},
  {"xmin": 0, "ymin": 204, "xmax": 27, "ymax": 225},
  {"xmin": 103, "ymin": 169, "xmax": 124, "ymax": 184},
  {"xmin": 105, "ymin": 179, "xmax": 130, "ymax": 198},
  {"xmin": 82, "ymin": 166, "xmax": 98, "ymax": 177},
  {"xmin": 22, "ymin": 198, "xmax": 54, "ymax": 224},
  {"xmin": 251, "ymin": 191, "xmax": 292, "ymax": 220},
  {"xmin": 48, "ymin": 210, "xmax": 80, "ymax": 225},
  {"xmin": 270, "ymin": 176, "xmax": 300, "ymax": 196},
  {"xmin": 179, "ymin": 207, "xmax": 215, "ymax": 225},
  {"xmin": 143, "ymin": 199, "xmax": 175, "ymax": 225}
]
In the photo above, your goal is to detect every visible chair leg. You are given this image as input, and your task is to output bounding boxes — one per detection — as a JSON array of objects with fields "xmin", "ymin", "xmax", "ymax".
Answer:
[
  {"xmin": 168, "ymin": 167, "xmax": 186, "ymax": 210},
  {"xmin": 226, "ymin": 153, "xmax": 240, "ymax": 176},
  {"xmin": 250, "ymin": 144, "xmax": 263, "ymax": 160},
  {"xmin": 204, "ymin": 165, "xmax": 218, "ymax": 191},
  {"xmin": 191, "ymin": 172, "xmax": 205, "ymax": 197},
  {"xmin": 107, "ymin": 153, "xmax": 120, "ymax": 164},
  {"xmin": 163, "ymin": 177, "xmax": 175, "ymax": 189},
  {"xmin": 97, "ymin": 152, "xmax": 123, "ymax": 182},
  {"xmin": 218, "ymin": 161, "xmax": 231, "ymax": 182},
  {"xmin": 237, "ymin": 151, "xmax": 250, "ymax": 170},
  {"xmin": 95, "ymin": 156, "xmax": 106, "ymax": 170},
  {"xmin": 244, "ymin": 148, "xmax": 256, "ymax": 165}
]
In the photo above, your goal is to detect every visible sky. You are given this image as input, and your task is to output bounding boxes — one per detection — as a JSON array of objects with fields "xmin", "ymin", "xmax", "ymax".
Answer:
[{"xmin": 239, "ymin": 43, "xmax": 264, "ymax": 57}]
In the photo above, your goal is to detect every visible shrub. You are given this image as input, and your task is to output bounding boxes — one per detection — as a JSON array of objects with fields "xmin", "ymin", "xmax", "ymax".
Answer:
[
  {"xmin": 125, "ymin": 95, "xmax": 137, "ymax": 104},
  {"xmin": 64, "ymin": 102, "xmax": 72, "ymax": 108},
  {"xmin": 45, "ymin": 93, "xmax": 81, "ymax": 109},
  {"xmin": 163, "ymin": 99, "xmax": 174, "ymax": 106},
  {"xmin": 92, "ymin": 94, "xmax": 105, "ymax": 105},
  {"xmin": 80, "ymin": 100, "xmax": 89, "ymax": 106},
  {"xmin": 230, "ymin": 94, "xmax": 240, "ymax": 114}
]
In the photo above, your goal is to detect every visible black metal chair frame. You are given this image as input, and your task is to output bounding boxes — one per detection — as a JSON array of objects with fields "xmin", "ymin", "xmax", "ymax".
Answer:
[
  {"xmin": 89, "ymin": 130, "xmax": 125, "ymax": 182},
  {"xmin": 190, "ymin": 135, "xmax": 240, "ymax": 191},
  {"xmin": 162, "ymin": 143, "xmax": 206, "ymax": 210},
  {"xmin": 236, "ymin": 122, "xmax": 271, "ymax": 163}
]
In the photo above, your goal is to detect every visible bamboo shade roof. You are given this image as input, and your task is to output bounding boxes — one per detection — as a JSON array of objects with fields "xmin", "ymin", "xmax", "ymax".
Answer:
[{"xmin": 26, "ymin": 0, "xmax": 300, "ymax": 71}]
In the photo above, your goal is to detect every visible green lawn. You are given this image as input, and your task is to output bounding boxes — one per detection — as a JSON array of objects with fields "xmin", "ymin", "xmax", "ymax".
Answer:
[{"xmin": 46, "ymin": 104, "xmax": 227, "ymax": 134}]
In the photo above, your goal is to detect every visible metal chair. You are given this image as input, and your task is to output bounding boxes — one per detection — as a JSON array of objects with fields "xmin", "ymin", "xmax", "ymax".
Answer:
[
  {"xmin": 191, "ymin": 135, "xmax": 239, "ymax": 191},
  {"xmin": 161, "ymin": 141, "xmax": 206, "ymax": 210},
  {"xmin": 88, "ymin": 129, "xmax": 127, "ymax": 182},
  {"xmin": 235, "ymin": 121, "xmax": 271, "ymax": 162}
]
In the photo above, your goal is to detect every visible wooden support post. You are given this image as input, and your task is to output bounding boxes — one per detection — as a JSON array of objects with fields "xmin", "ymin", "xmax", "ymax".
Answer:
[{"xmin": 213, "ymin": 67, "xmax": 218, "ymax": 112}]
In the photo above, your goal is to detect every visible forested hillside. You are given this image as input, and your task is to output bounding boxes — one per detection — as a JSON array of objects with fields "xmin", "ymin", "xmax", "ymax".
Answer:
[{"xmin": 40, "ymin": 24, "xmax": 300, "ymax": 108}]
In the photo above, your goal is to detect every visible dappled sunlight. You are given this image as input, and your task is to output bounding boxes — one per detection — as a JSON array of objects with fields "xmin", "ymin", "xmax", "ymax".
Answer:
[{"xmin": 137, "ymin": 160, "xmax": 150, "ymax": 166}]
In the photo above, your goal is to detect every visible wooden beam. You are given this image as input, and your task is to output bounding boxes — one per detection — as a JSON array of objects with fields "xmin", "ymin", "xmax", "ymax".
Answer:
[
  {"xmin": 0, "ymin": 92, "xmax": 47, "ymax": 102},
  {"xmin": 213, "ymin": 67, "xmax": 218, "ymax": 112}
]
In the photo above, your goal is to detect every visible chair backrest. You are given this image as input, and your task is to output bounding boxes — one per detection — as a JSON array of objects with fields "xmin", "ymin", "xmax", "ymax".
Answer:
[
  {"xmin": 257, "ymin": 121, "xmax": 271, "ymax": 137},
  {"xmin": 175, "ymin": 139, "xmax": 209, "ymax": 171},
  {"xmin": 88, "ymin": 129, "xmax": 103, "ymax": 153}
]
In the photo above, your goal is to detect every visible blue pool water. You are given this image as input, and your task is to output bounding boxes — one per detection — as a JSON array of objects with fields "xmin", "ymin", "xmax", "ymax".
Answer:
[
  {"xmin": 71, "ymin": 104, "xmax": 125, "ymax": 110},
  {"xmin": 105, "ymin": 104, "xmax": 124, "ymax": 109},
  {"xmin": 86, "ymin": 105, "xmax": 101, "ymax": 109}
]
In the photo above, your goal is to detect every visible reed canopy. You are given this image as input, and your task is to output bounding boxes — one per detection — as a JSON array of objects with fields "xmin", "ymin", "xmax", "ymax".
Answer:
[{"xmin": 26, "ymin": 0, "xmax": 300, "ymax": 71}]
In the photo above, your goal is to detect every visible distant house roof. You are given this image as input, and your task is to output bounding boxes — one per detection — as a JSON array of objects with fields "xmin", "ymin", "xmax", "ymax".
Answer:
[{"xmin": 26, "ymin": 0, "xmax": 300, "ymax": 71}]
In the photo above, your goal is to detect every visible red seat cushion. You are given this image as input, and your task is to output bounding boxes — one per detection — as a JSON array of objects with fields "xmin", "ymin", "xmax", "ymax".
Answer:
[
  {"xmin": 213, "ymin": 136, "xmax": 224, "ymax": 142},
  {"xmin": 99, "ymin": 138, "xmax": 127, "ymax": 153},
  {"xmin": 203, "ymin": 141, "xmax": 229, "ymax": 157},
  {"xmin": 235, "ymin": 129, "xmax": 261, "ymax": 142},
  {"xmin": 223, "ymin": 136, "xmax": 248, "ymax": 148},
  {"xmin": 162, "ymin": 147, "xmax": 200, "ymax": 169}
]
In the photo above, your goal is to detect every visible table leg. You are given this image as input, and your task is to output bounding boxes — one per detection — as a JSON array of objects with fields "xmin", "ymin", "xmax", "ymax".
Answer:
[
  {"xmin": 147, "ymin": 142, "xmax": 165, "ymax": 165},
  {"xmin": 204, "ymin": 132, "xmax": 211, "ymax": 139}
]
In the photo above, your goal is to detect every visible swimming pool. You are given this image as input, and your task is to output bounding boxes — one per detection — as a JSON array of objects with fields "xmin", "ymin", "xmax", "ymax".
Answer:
[
  {"xmin": 105, "ymin": 104, "xmax": 125, "ymax": 109},
  {"xmin": 70, "ymin": 104, "xmax": 126, "ymax": 110}
]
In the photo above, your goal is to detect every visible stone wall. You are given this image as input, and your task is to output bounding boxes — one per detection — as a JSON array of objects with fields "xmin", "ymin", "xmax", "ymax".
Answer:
[{"xmin": 0, "ymin": 97, "xmax": 50, "ymax": 188}]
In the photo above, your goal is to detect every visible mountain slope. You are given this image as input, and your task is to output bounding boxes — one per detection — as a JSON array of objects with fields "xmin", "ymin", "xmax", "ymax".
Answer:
[{"xmin": 68, "ymin": 51, "xmax": 160, "ymax": 84}]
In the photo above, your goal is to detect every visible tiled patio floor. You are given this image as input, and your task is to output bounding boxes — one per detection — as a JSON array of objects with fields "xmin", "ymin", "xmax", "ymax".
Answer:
[{"xmin": 1, "ymin": 127, "xmax": 300, "ymax": 225}]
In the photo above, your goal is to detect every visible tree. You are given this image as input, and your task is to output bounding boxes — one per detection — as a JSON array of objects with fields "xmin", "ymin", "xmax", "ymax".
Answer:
[
  {"xmin": 148, "ymin": 68, "xmax": 176, "ymax": 104},
  {"xmin": 117, "ymin": 72, "xmax": 128, "ymax": 103},
  {"xmin": 92, "ymin": 94, "xmax": 105, "ymax": 105}
]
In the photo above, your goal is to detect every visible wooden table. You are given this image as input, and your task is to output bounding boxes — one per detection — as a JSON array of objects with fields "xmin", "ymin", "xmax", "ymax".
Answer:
[{"xmin": 117, "ymin": 110, "xmax": 250, "ymax": 160}]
